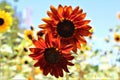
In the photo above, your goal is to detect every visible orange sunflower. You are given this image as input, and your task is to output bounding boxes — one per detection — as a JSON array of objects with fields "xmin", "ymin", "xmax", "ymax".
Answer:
[
  {"xmin": 117, "ymin": 12, "xmax": 120, "ymax": 20},
  {"xmin": 39, "ymin": 5, "xmax": 92, "ymax": 52},
  {"xmin": 29, "ymin": 33, "xmax": 74, "ymax": 78},
  {"xmin": 114, "ymin": 33, "xmax": 120, "ymax": 42}
]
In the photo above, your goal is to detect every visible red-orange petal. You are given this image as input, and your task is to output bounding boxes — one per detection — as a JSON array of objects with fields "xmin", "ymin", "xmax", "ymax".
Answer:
[
  {"xmin": 62, "ymin": 65, "xmax": 69, "ymax": 72},
  {"xmin": 57, "ymin": 66, "xmax": 63, "ymax": 77},
  {"xmin": 36, "ymin": 57, "xmax": 46, "ymax": 68},
  {"xmin": 61, "ymin": 44, "xmax": 73, "ymax": 54},
  {"xmin": 34, "ymin": 61, "xmax": 40, "ymax": 67},
  {"xmin": 30, "ymin": 53, "xmax": 43, "ymax": 60},
  {"xmin": 72, "ymin": 13, "xmax": 86, "ymax": 21},
  {"xmin": 75, "ymin": 20, "xmax": 91, "ymax": 26},
  {"xmin": 69, "ymin": 39, "xmax": 77, "ymax": 53},
  {"xmin": 50, "ymin": 5, "xmax": 58, "ymax": 15},
  {"xmin": 32, "ymin": 40, "xmax": 45, "ymax": 48},
  {"xmin": 71, "ymin": 6, "xmax": 79, "ymax": 15},
  {"xmin": 47, "ymin": 11, "xmax": 60, "ymax": 21},
  {"xmin": 64, "ymin": 6, "xmax": 72, "ymax": 18},
  {"xmin": 45, "ymin": 33, "xmax": 54, "ymax": 47},
  {"xmin": 29, "ymin": 48, "xmax": 43, "ymax": 55},
  {"xmin": 82, "ymin": 25, "xmax": 92, "ymax": 30},
  {"xmin": 43, "ymin": 64, "xmax": 51, "ymax": 75},
  {"xmin": 76, "ymin": 40, "xmax": 81, "ymax": 49},
  {"xmin": 67, "ymin": 62, "xmax": 74, "ymax": 66},
  {"xmin": 47, "ymin": 11, "xmax": 53, "ymax": 19},
  {"xmin": 52, "ymin": 65, "xmax": 59, "ymax": 78},
  {"xmin": 69, "ymin": 9, "xmax": 83, "ymax": 20},
  {"xmin": 58, "ymin": 5, "xmax": 63, "ymax": 17},
  {"xmin": 79, "ymin": 29, "xmax": 92, "ymax": 36},
  {"xmin": 52, "ymin": 37, "xmax": 60, "ymax": 48},
  {"xmin": 39, "ymin": 24, "xmax": 48, "ymax": 29},
  {"xmin": 62, "ymin": 6, "xmax": 67, "ymax": 18},
  {"xmin": 56, "ymin": 65, "xmax": 61, "ymax": 77},
  {"xmin": 42, "ymin": 18, "xmax": 53, "ymax": 24},
  {"xmin": 63, "ymin": 54, "xmax": 74, "ymax": 60},
  {"xmin": 34, "ymin": 57, "xmax": 45, "ymax": 67},
  {"xmin": 76, "ymin": 25, "xmax": 92, "ymax": 29},
  {"xmin": 78, "ymin": 36, "xmax": 87, "ymax": 44},
  {"xmin": 35, "ymin": 37, "xmax": 46, "ymax": 48}
]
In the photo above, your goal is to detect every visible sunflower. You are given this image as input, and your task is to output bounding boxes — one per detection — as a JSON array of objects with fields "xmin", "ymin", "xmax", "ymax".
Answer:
[
  {"xmin": 27, "ymin": 75, "xmax": 34, "ymax": 80},
  {"xmin": 117, "ymin": 12, "xmax": 120, "ymax": 20},
  {"xmin": 0, "ymin": 9, "xmax": 12, "ymax": 32},
  {"xmin": 39, "ymin": 5, "xmax": 92, "ymax": 52},
  {"xmin": 24, "ymin": 30, "xmax": 34, "ymax": 42},
  {"xmin": 114, "ymin": 33, "xmax": 120, "ymax": 42},
  {"xmin": 29, "ymin": 33, "xmax": 74, "ymax": 78}
]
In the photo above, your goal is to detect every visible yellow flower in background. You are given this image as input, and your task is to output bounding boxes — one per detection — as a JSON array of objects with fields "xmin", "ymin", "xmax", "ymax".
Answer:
[
  {"xmin": 83, "ymin": 53, "xmax": 88, "ymax": 59},
  {"xmin": 114, "ymin": 33, "xmax": 120, "ymax": 42},
  {"xmin": 117, "ymin": 12, "xmax": 120, "ymax": 20},
  {"xmin": 24, "ymin": 30, "xmax": 34, "ymax": 42},
  {"xmin": 21, "ymin": 56, "xmax": 32, "ymax": 64},
  {"xmin": 16, "ymin": 65, "xmax": 22, "ymax": 71},
  {"xmin": 105, "ymin": 36, "xmax": 110, "ymax": 43},
  {"xmin": 34, "ymin": 67, "xmax": 42, "ymax": 75},
  {"xmin": 0, "ymin": 9, "xmax": 13, "ymax": 32},
  {"xmin": 101, "ymin": 78, "xmax": 108, "ymax": 80},
  {"xmin": 89, "ymin": 27, "xmax": 94, "ymax": 33},
  {"xmin": 27, "ymin": 75, "xmax": 34, "ymax": 80},
  {"xmin": 80, "ymin": 44, "xmax": 91, "ymax": 51}
]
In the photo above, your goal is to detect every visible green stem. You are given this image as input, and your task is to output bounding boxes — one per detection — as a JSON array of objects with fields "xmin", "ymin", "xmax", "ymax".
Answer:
[
  {"xmin": 66, "ymin": 73, "xmax": 69, "ymax": 80},
  {"xmin": 32, "ymin": 65, "xmax": 35, "ymax": 80},
  {"xmin": 0, "ymin": 33, "xmax": 4, "ymax": 80}
]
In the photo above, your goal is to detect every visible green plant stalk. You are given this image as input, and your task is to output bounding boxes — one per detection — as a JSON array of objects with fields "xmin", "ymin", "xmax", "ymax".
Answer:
[{"xmin": 66, "ymin": 73, "xmax": 69, "ymax": 80}]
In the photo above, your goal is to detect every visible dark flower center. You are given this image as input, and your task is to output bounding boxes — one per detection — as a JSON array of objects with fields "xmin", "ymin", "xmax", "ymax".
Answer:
[
  {"xmin": 24, "ymin": 60, "xmax": 28, "ymax": 64},
  {"xmin": 30, "ymin": 26, "xmax": 34, "ymax": 30},
  {"xmin": 44, "ymin": 48, "xmax": 60, "ymax": 64},
  {"xmin": 27, "ymin": 34, "xmax": 33, "ymax": 40},
  {"xmin": 115, "ymin": 37, "xmax": 120, "ymax": 41},
  {"xmin": 23, "ymin": 47, "xmax": 28, "ymax": 52},
  {"xmin": 57, "ymin": 19, "xmax": 75, "ymax": 38},
  {"xmin": 0, "ymin": 18, "xmax": 4, "ymax": 25}
]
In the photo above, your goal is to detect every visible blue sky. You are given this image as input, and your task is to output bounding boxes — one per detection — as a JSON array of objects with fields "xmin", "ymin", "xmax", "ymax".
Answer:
[{"xmin": 1, "ymin": 0, "xmax": 120, "ymax": 38}]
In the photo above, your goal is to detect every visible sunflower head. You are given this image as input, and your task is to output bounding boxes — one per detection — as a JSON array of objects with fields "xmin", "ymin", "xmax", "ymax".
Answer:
[
  {"xmin": 29, "ymin": 33, "xmax": 74, "ymax": 78},
  {"xmin": 21, "ymin": 56, "xmax": 32, "ymax": 65},
  {"xmin": 0, "ymin": 9, "xmax": 13, "ymax": 32},
  {"xmin": 16, "ymin": 65, "xmax": 22, "ymax": 71},
  {"xmin": 39, "ymin": 5, "xmax": 92, "ymax": 52},
  {"xmin": 114, "ymin": 33, "xmax": 120, "ymax": 42},
  {"xmin": 24, "ymin": 30, "xmax": 34, "ymax": 42},
  {"xmin": 117, "ymin": 12, "xmax": 120, "ymax": 20}
]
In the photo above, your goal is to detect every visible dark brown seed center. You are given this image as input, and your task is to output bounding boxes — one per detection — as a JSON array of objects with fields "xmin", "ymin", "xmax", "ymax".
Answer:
[
  {"xmin": 115, "ymin": 37, "xmax": 120, "ymax": 41},
  {"xmin": 57, "ymin": 19, "xmax": 75, "ymax": 38},
  {"xmin": 44, "ymin": 48, "xmax": 60, "ymax": 64},
  {"xmin": 0, "ymin": 18, "xmax": 4, "ymax": 25},
  {"xmin": 27, "ymin": 34, "xmax": 33, "ymax": 40}
]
